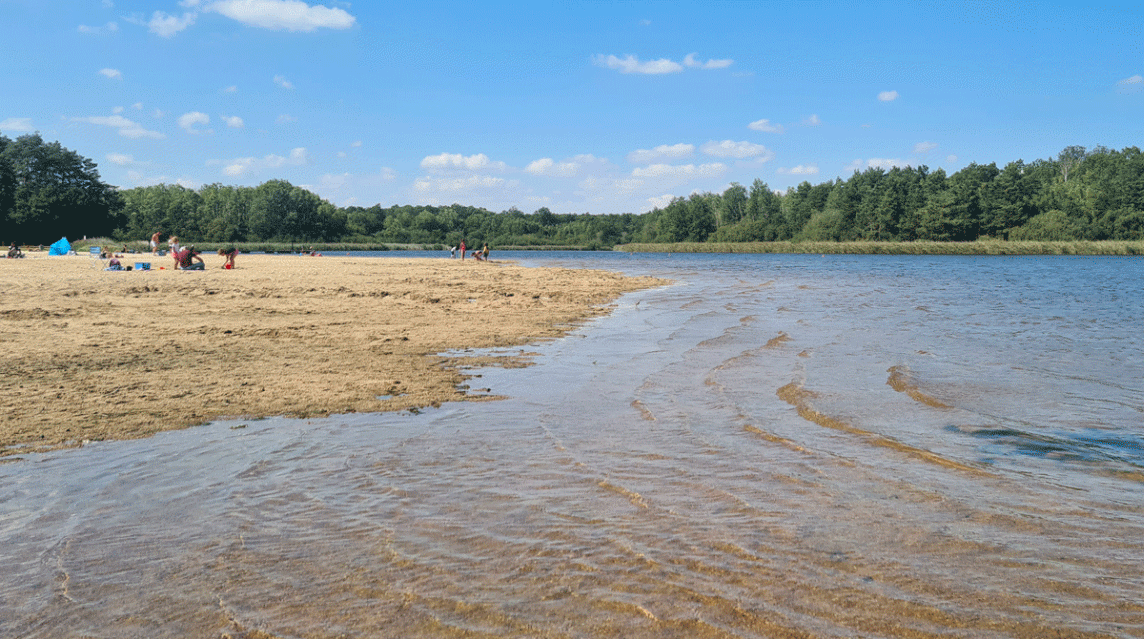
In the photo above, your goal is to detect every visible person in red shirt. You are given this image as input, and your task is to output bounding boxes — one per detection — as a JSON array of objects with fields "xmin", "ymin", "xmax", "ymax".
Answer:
[{"xmin": 175, "ymin": 246, "xmax": 205, "ymax": 270}]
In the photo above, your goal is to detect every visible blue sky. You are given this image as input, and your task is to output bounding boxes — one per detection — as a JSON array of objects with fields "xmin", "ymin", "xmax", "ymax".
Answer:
[{"xmin": 2, "ymin": 0, "xmax": 1141, "ymax": 215}]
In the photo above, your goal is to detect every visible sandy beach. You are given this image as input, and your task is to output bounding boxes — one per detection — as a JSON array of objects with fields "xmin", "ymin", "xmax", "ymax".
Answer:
[{"xmin": 0, "ymin": 253, "xmax": 663, "ymax": 457}]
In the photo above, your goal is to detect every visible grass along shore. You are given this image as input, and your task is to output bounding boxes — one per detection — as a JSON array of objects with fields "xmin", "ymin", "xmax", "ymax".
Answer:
[{"xmin": 615, "ymin": 240, "xmax": 1144, "ymax": 256}]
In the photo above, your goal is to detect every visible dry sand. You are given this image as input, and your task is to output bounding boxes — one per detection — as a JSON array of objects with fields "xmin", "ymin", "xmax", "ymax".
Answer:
[{"xmin": 0, "ymin": 253, "xmax": 664, "ymax": 457}]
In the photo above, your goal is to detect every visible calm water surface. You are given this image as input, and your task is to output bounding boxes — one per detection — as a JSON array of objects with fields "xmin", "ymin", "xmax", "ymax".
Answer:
[{"xmin": 3, "ymin": 252, "xmax": 1142, "ymax": 638}]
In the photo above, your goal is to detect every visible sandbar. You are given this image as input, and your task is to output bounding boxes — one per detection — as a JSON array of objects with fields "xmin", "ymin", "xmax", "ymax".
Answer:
[{"xmin": 0, "ymin": 253, "xmax": 663, "ymax": 457}]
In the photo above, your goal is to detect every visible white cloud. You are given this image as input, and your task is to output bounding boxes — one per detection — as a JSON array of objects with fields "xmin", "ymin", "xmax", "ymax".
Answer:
[
  {"xmin": 777, "ymin": 164, "xmax": 819, "ymax": 175},
  {"xmin": 525, "ymin": 157, "xmax": 580, "ymax": 177},
  {"xmin": 132, "ymin": 102, "xmax": 143, "ymax": 110},
  {"xmin": 275, "ymin": 114, "xmax": 297, "ymax": 124},
  {"xmin": 1117, "ymin": 74, "xmax": 1142, "ymax": 93},
  {"xmin": 380, "ymin": 167, "xmax": 396, "ymax": 180},
  {"xmin": 946, "ymin": 154, "xmax": 958, "ymax": 164},
  {"xmin": 178, "ymin": 111, "xmax": 211, "ymax": 133},
  {"xmin": 99, "ymin": 68, "xmax": 122, "ymax": 80},
  {"xmin": 205, "ymin": 0, "xmax": 357, "ymax": 32},
  {"xmin": 149, "ymin": 11, "xmax": 196, "ymax": 37},
  {"xmin": 218, "ymin": 147, "xmax": 307, "ymax": 177},
  {"xmin": 867, "ymin": 158, "xmax": 907, "ymax": 170},
  {"xmin": 593, "ymin": 54, "xmax": 683, "ymax": 75},
  {"xmin": 223, "ymin": 85, "xmax": 238, "ymax": 93},
  {"xmin": 106, "ymin": 153, "xmax": 134, "ymax": 165},
  {"xmin": 682, "ymin": 53, "xmax": 733, "ymax": 70},
  {"xmin": 627, "ymin": 143, "xmax": 694, "ymax": 164},
  {"xmin": 647, "ymin": 194, "xmax": 675, "ymax": 209},
  {"xmin": 112, "ymin": 106, "xmax": 124, "ymax": 114},
  {"xmin": 803, "ymin": 114, "xmax": 821, "ymax": 126},
  {"xmin": 747, "ymin": 119, "xmax": 784, "ymax": 133},
  {"xmin": 631, "ymin": 163, "xmax": 726, "ymax": 179},
  {"xmin": 78, "ymin": 21, "xmax": 118, "ymax": 34},
  {"xmin": 1, "ymin": 117, "xmax": 35, "ymax": 132},
  {"xmin": 351, "ymin": 140, "xmax": 362, "ymax": 147},
  {"xmin": 413, "ymin": 174, "xmax": 507, "ymax": 193},
  {"xmin": 222, "ymin": 115, "xmax": 244, "ymax": 128},
  {"xmin": 420, "ymin": 152, "xmax": 507, "ymax": 172},
  {"xmin": 1118, "ymin": 74, "xmax": 1142, "ymax": 85},
  {"xmin": 914, "ymin": 141, "xmax": 938, "ymax": 154},
  {"xmin": 878, "ymin": 90, "xmax": 899, "ymax": 102},
  {"xmin": 700, "ymin": 140, "xmax": 772, "ymax": 160},
  {"xmin": 74, "ymin": 115, "xmax": 165, "ymax": 139},
  {"xmin": 273, "ymin": 74, "xmax": 294, "ymax": 89}
]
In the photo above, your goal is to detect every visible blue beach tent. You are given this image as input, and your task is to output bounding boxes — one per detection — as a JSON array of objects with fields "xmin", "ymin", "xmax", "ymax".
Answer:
[{"xmin": 48, "ymin": 237, "xmax": 71, "ymax": 255}]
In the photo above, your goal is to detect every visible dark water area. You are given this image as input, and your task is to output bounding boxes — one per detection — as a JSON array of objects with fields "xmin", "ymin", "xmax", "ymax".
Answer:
[{"xmin": 3, "ymin": 252, "xmax": 1143, "ymax": 638}]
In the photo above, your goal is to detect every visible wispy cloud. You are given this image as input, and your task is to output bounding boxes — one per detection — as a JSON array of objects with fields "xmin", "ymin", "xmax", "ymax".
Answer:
[
  {"xmin": 593, "ymin": 54, "xmax": 682, "ymax": 75},
  {"xmin": 631, "ymin": 163, "xmax": 726, "ymax": 179},
  {"xmin": 627, "ymin": 143, "xmax": 694, "ymax": 164},
  {"xmin": 99, "ymin": 68, "xmax": 122, "ymax": 80},
  {"xmin": 0, "ymin": 117, "xmax": 35, "ymax": 132},
  {"xmin": 221, "ymin": 115, "xmax": 244, "ymax": 128},
  {"xmin": 149, "ymin": 11, "xmax": 196, "ymax": 37},
  {"xmin": 216, "ymin": 147, "xmax": 307, "ymax": 177},
  {"xmin": 273, "ymin": 74, "xmax": 294, "ymax": 89},
  {"xmin": 878, "ymin": 90, "xmax": 899, "ymax": 102},
  {"xmin": 594, "ymin": 53, "xmax": 732, "ymax": 75},
  {"xmin": 777, "ymin": 165, "xmax": 819, "ymax": 175},
  {"xmin": 78, "ymin": 21, "xmax": 119, "ymax": 34},
  {"xmin": 803, "ymin": 114, "xmax": 821, "ymax": 126},
  {"xmin": 206, "ymin": 0, "xmax": 357, "ymax": 32},
  {"xmin": 700, "ymin": 140, "xmax": 771, "ymax": 160},
  {"xmin": 682, "ymin": 53, "xmax": 733, "ymax": 70},
  {"xmin": 524, "ymin": 155, "xmax": 607, "ymax": 178},
  {"xmin": 178, "ymin": 111, "xmax": 211, "ymax": 134},
  {"xmin": 1117, "ymin": 74, "xmax": 1142, "ymax": 93},
  {"xmin": 914, "ymin": 141, "xmax": 938, "ymax": 154},
  {"xmin": 747, "ymin": 119, "xmax": 784, "ymax": 133},
  {"xmin": 73, "ymin": 114, "xmax": 165, "ymax": 139},
  {"xmin": 420, "ymin": 152, "xmax": 507, "ymax": 172},
  {"xmin": 106, "ymin": 153, "xmax": 134, "ymax": 166}
]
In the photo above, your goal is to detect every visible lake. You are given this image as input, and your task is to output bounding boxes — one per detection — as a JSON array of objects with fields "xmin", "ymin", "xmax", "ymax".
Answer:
[{"xmin": 3, "ymin": 252, "xmax": 1142, "ymax": 638}]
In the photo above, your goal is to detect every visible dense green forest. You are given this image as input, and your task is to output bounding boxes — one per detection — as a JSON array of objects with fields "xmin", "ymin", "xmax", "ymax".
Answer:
[{"xmin": 4, "ymin": 132, "xmax": 1143, "ymax": 249}]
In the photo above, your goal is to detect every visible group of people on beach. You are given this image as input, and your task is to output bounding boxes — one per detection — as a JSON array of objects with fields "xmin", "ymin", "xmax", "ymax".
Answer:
[
  {"xmin": 150, "ymin": 231, "xmax": 237, "ymax": 269},
  {"xmin": 450, "ymin": 240, "xmax": 490, "ymax": 261}
]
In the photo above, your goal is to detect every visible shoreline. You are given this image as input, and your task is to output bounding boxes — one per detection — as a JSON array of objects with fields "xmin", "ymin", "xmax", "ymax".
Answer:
[{"xmin": 0, "ymin": 254, "xmax": 664, "ymax": 458}]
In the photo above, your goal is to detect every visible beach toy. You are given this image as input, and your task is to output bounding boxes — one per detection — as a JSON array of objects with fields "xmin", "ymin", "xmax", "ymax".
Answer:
[{"xmin": 225, "ymin": 263, "xmax": 232, "ymax": 269}]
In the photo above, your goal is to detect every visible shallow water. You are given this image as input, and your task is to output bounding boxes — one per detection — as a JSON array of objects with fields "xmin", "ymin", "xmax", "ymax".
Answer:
[{"xmin": 3, "ymin": 252, "xmax": 1143, "ymax": 638}]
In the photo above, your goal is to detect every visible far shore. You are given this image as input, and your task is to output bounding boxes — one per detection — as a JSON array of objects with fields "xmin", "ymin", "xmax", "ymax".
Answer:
[{"xmin": 0, "ymin": 253, "xmax": 665, "ymax": 458}]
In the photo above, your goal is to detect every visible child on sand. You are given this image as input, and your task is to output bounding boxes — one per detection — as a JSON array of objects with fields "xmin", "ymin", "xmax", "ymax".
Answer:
[{"xmin": 218, "ymin": 247, "xmax": 238, "ymax": 269}]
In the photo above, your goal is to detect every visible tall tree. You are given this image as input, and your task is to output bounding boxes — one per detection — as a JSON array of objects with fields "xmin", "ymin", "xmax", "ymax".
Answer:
[{"xmin": 1, "ymin": 133, "xmax": 123, "ymax": 243}]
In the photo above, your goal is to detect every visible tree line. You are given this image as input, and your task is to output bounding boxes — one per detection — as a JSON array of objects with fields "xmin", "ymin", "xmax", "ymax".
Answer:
[{"xmin": 3, "ymin": 133, "xmax": 1143, "ymax": 247}]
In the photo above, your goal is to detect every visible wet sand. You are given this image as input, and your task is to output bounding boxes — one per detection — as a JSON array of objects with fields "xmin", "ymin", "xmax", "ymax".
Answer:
[{"xmin": 0, "ymin": 253, "xmax": 663, "ymax": 457}]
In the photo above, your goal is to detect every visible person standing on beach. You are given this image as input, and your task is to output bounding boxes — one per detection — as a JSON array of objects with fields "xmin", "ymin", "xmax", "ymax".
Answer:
[
  {"xmin": 150, "ymin": 231, "xmax": 161, "ymax": 255},
  {"xmin": 482, "ymin": 243, "xmax": 489, "ymax": 261},
  {"xmin": 460, "ymin": 239, "xmax": 467, "ymax": 260}
]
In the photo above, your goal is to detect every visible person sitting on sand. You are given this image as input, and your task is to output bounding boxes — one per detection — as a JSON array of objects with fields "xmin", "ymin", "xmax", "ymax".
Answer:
[
  {"xmin": 7, "ymin": 243, "xmax": 23, "ymax": 259},
  {"xmin": 218, "ymin": 247, "xmax": 238, "ymax": 269},
  {"xmin": 175, "ymin": 246, "xmax": 205, "ymax": 270}
]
